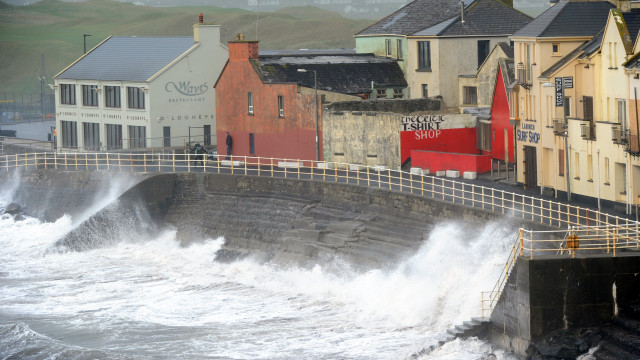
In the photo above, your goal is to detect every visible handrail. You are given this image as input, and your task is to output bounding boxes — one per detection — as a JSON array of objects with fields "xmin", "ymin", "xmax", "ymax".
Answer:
[{"xmin": 0, "ymin": 151, "xmax": 638, "ymax": 231}]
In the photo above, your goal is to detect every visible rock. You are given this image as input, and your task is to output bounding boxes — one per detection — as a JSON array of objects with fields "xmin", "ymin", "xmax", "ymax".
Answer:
[{"xmin": 4, "ymin": 203, "xmax": 22, "ymax": 215}]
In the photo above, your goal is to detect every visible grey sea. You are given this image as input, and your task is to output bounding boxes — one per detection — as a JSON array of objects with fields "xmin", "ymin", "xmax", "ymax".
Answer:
[{"xmin": 0, "ymin": 177, "xmax": 520, "ymax": 359}]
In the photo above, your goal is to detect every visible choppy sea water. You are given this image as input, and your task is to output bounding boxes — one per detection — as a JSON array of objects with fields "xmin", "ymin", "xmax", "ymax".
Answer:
[{"xmin": 0, "ymin": 177, "xmax": 520, "ymax": 360}]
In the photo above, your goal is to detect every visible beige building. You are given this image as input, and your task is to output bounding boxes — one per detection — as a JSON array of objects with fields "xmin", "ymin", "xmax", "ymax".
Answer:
[
  {"xmin": 512, "ymin": 0, "xmax": 640, "ymax": 213},
  {"xmin": 355, "ymin": 0, "xmax": 530, "ymax": 107}
]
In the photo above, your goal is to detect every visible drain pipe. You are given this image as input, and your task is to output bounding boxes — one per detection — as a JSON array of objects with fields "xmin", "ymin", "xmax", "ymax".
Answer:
[{"xmin": 596, "ymin": 149, "xmax": 601, "ymax": 211}]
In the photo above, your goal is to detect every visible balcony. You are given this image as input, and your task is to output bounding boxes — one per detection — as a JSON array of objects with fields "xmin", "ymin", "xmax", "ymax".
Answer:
[
  {"xmin": 581, "ymin": 121, "xmax": 595, "ymax": 140},
  {"xmin": 612, "ymin": 125, "xmax": 628, "ymax": 145},
  {"xmin": 516, "ymin": 63, "xmax": 532, "ymax": 89},
  {"xmin": 553, "ymin": 118, "xmax": 567, "ymax": 135}
]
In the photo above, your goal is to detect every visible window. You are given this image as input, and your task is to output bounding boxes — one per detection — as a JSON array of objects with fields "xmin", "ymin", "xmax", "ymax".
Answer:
[
  {"xmin": 417, "ymin": 41, "xmax": 431, "ymax": 70},
  {"xmin": 105, "ymin": 86, "xmax": 121, "ymax": 108},
  {"xmin": 82, "ymin": 85, "xmax": 99, "ymax": 107},
  {"xmin": 278, "ymin": 95, "xmax": 284, "ymax": 117},
  {"xmin": 163, "ymin": 126, "xmax": 171, "ymax": 148},
  {"xmin": 127, "ymin": 87, "xmax": 145, "ymax": 109},
  {"xmin": 564, "ymin": 96, "xmax": 571, "ymax": 117},
  {"xmin": 128, "ymin": 125, "xmax": 146, "ymax": 149},
  {"xmin": 422, "ymin": 84, "xmax": 428, "ymax": 98},
  {"xmin": 393, "ymin": 88, "xmax": 404, "ymax": 99},
  {"xmin": 552, "ymin": 43, "xmax": 559, "ymax": 54},
  {"xmin": 60, "ymin": 84, "xmax": 76, "ymax": 105},
  {"xmin": 477, "ymin": 40, "xmax": 490, "ymax": 69},
  {"xmin": 376, "ymin": 89, "xmax": 387, "ymax": 98},
  {"xmin": 397, "ymin": 39, "xmax": 403, "ymax": 60},
  {"xmin": 617, "ymin": 99, "xmax": 627, "ymax": 124},
  {"xmin": 106, "ymin": 124, "xmax": 123, "ymax": 150},
  {"xmin": 583, "ymin": 96, "xmax": 594, "ymax": 121},
  {"xmin": 249, "ymin": 133, "xmax": 255, "ymax": 155},
  {"xmin": 61, "ymin": 120, "xmax": 78, "ymax": 148},
  {"xmin": 386, "ymin": 39, "xmax": 392, "ymax": 57},
  {"xmin": 248, "ymin": 92, "xmax": 254, "ymax": 115},
  {"xmin": 463, "ymin": 86, "xmax": 478, "ymax": 105},
  {"xmin": 83, "ymin": 122, "xmax": 100, "ymax": 150},
  {"xmin": 558, "ymin": 149, "xmax": 564, "ymax": 176}
]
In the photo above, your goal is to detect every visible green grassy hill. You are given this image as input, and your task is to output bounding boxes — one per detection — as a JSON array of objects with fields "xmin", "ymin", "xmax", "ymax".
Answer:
[{"xmin": 0, "ymin": 0, "xmax": 372, "ymax": 94}]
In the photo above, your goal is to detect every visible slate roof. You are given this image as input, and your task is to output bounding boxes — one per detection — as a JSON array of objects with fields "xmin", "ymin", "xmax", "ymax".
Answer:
[
  {"xmin": 497, "ymin": 42, "xmax": 514, "ymax": 58},
  {"xmin": 511, "ymin": 0, "xmax": 614, "ymax": 38},
  {"xmin": 356, "ymin": 0, "xmax": 474, "ymax": 36},
  {"xmin": 254, "ymin": 54, "xmax": 407, "ymax": 95},
  {"xmin": 413, "ymin": 0, "xmax": 532, "ymax": 37},
  {"xmin": 56, "ymin": 36, "xmax": 195, "ymax": 82}
]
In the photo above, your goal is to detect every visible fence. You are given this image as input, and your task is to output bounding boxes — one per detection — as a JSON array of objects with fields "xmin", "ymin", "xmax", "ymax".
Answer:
[
  {"xmin": 480, "ymin": 222, "xmax": 640, "ymax": 318},
  {"xmin": 2, "ymin": 151, "xmax": 639, "ymax": 319}
]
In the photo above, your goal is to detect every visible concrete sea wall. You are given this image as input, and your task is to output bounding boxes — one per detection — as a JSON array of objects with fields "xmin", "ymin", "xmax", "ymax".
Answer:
[{"xmin": 1, "ymin": 170, "xmax": 541, "ymax": 269}]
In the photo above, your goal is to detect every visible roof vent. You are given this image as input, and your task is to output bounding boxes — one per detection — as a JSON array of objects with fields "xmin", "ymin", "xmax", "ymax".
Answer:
[{"xmin": 199, "ymin": 13, "xmax": 203, "ymax": 24}]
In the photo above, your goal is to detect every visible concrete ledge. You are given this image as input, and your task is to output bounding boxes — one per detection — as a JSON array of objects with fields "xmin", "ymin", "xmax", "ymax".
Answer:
[
  {"xmin": 373, "ymin": 165, "xmax": 388, "ymax": 172},
  {"xmin": 278, "ymin": 161, "xmax": 301, "ymax": 168},
  {"xmin": 435, "ymin": 170, "xmax": 446, "ymax": 177},
  {"xmin": 220, "ymin": 160, "xmax": 244, "ymax": 167},
  {"xmin": 410, "ymin": 167, "xmax": 422, "ymax": 175},
  {"xmin": 446, "ymin": 170, "xmax": 460, "ymax": 178},
  {"xmin": 463, "ymin": 171, "xmax": 477, "ymax": 180},
  {"xmin": 316, "ymin": 162, "xmax": 333, "ymax": 169},
  {"xmin": 349, "ymin": 164, "xmax": 364, "ymax": 171}
]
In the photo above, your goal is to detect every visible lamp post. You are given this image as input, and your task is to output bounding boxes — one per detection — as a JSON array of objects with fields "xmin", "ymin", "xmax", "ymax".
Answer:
[
  {"xmin": 544, "ymin": 79, "xmax": 571, "ymax": 202},
  {"xmin": 83, "ymin": 34, "xmax": 92, "ymax": 54},
  {"xmin": 297, "ymin": 68, "xmax": 319, "ymax": 161}
]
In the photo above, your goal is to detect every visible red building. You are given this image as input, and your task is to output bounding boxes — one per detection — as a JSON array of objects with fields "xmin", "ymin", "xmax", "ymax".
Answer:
[{"xmin": 215, "ymin": 37, "xmax": 407, "ymax": 164}]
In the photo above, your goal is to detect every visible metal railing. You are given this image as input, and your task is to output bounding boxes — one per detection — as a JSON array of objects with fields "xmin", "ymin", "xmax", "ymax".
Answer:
[
  {"xmin": 0, "ymin": 151, "xmax": 637, "ymax": 230},
  {"xmin": 481, "ymin": 222, "xmax": 640, "ymax": 318}
]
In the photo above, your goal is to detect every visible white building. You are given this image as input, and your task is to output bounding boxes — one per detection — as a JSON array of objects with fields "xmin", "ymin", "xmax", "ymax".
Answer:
[{"xmin": 53, "ymin": 17, "xmax": 228, "ymax": 151}]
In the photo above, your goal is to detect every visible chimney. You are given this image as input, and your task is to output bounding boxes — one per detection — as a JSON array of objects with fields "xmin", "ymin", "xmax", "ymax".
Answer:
[
  {"xmin": 618, "ymin": 0, "xmax": 631, "ymax": 12},
  {"xmin": 229, "ymin": 34, "xmax": 259, "ymax": 60},
  {"xmin": 199, "ymin": 13, "xmax": 203, "ymax": 24}
]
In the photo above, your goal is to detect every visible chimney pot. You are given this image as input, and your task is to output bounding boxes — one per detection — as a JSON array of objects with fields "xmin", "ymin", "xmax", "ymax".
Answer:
[{"xmin": 236, "ymin": 33, "xmax": 245, "ymax": 41}]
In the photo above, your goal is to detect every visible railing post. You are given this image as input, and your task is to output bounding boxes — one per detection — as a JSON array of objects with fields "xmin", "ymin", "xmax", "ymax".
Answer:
[
  {"xmin": 143, "ymin": 153, "xmax": 147, "ymax": 172},
  {"xmin": 158, "ymin": 153, "xmax": 161, "ymax": 172},
  {"xmin": 529, "ymin": 231, "xmax": 534, "ymax": 259},
  {"xmin": 432, "ymin": 176, "xmax": 435, "ymax": 199},
  {"xmin": 173, "ymin": 152, "xmax": 176, "ymax": 173},
  {"xmin": 75, "ymin": 153, "xmax": 78, "ymax": 171},
  {"xmin": 519, "ymin": 228, "xmax": 524, "ymax": 257},
  {"xmin": 95, "ymin": 153, "xmax": 99, "ymax": 171},
  {"xmin": 84, "ymin": 153, "xmax": 88, "ymax": 170},
  {"xmin": 492, "ymin": 188, "xmax": 495, "ymax": 212},
  {"xmin": 106, "ymin": 153, "xmax": 110, "ymax": 171},
  {"xmin": 44, "ymin": 153, "xmax": 47, "ymax": 170},
  {"xmin": 421, "ymin": 174, "xmax": 424, "ymax": 197}
]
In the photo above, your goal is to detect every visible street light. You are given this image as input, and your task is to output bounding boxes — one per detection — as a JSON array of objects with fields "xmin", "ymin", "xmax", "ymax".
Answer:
[
  {"xmin": 83, "ymin": 34, "xmax": 92, "ymax": 54},
  {"xmin": 298, "ymin": 68, "xmax": 319, "ymax": 161},
  {"xmin": 543, "ymin": 80, "xmax": 571, "ymax": 202}
]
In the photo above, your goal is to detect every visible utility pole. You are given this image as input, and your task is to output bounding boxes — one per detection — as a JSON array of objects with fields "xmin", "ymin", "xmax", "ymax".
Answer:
[{"xmin": 38, "ymin": 54, "xmax": 45, "ymax": 120}]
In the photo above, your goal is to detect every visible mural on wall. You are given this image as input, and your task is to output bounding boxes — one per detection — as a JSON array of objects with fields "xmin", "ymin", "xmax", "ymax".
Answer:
[{"xmin": 399, "ymin": 114, "xmax": 479, "ymax": 165}]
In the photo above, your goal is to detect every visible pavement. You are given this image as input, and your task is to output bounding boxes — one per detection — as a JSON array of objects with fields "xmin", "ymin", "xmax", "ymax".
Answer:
[{"xmin": 463, "ymin": 168, "xmax": 640, "ymax": 223}]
